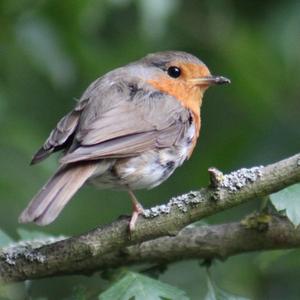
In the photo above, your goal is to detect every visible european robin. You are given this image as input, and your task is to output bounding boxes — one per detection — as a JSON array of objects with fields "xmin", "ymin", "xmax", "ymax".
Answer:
[{"xmin": 19, "ymin": 51, "xmax": 230, "ymax": 231}]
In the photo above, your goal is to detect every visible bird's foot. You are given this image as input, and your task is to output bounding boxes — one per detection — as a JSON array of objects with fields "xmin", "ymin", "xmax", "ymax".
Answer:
[{"xmin": 129, "ymin": 201, "xmax": 144, "ymax": 233}]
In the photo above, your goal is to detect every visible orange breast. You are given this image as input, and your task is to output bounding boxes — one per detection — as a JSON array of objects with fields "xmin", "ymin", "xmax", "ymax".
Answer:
[{"xmin": 147, "ymin": 77, "xmax": 203, "ymax": 158}]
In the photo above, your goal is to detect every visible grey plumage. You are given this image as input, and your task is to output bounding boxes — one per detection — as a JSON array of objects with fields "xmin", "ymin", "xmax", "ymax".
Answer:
[
  {"xmin": 19, "ymin": 163, "xmax": 97, "ymax": 225},
  {"xmin": 20, "ymin": 51, "xmax": 205, "ymax": 225}
]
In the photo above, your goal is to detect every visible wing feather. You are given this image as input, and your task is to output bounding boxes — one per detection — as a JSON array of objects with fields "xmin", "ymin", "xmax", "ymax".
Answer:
[
  {"xmin": 59, "ymin": 83, "xmax": 190, "ymax": 164},
  {"xmin": 31, "ymin": 72, "xmax": 191, "ymax": 166},
  {"xmin": 31, "ymin": 98, "xmax": 89, "ymax": 164}
]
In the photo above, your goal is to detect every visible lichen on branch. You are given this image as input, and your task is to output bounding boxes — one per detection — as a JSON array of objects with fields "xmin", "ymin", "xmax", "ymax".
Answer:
[{"xmin": 0, "ymin": 153, "xmax": 300, "ymax": 283}]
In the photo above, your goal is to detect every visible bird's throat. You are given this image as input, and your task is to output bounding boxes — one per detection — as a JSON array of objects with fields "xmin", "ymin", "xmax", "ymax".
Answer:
[
  {"xmin": 147, "ymin": 78, "xmax": 203, "ymax": 158},
  {"xmin": 148, "ymin": 77, "xmax": 202, "ymax": 136}
]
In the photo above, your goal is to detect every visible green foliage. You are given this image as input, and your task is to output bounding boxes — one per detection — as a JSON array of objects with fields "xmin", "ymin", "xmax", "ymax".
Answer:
[
  {"xmin": 0, "ymin": 283, "xmax": 27, "ymax": 300},
  {"xmin": 0, "ymin": 230, "xmax": 14, "ymax": 247},
  {"xmin": 1, "ymin": 0, "xmax": 300, "ymax": 299},
  {"xmin": 98, "ymin": 271, "xmax": 189, "ymax": 300},
  {"xmin": 205, "ymin": 272, "xmax": 249, "ymax": 300},
  {"xmin": 256, "ymin": 249, "xmax": 294, "ymax": 271},
  {"xmin": 16, "ymin": 228, "xmax": 54, "ymax": 241},
  {"xmin": 64, "ymin": 286, "xmax": 87, "ymax": 300},
  {"xmin": 270, "ymin": 183, "xmax": 300, "ymax": 226}
]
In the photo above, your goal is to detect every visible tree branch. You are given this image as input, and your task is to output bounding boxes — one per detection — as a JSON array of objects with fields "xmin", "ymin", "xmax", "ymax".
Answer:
[
  {"xmin": 58, "ymin": 215, "xmax": 300, "ymax": 273},
  {"xmin": 1, "ymin": 153, "xmax": 300, "ymax": 283}
]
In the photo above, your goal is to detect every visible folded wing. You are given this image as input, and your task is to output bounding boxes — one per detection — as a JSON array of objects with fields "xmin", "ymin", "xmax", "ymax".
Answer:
[
  {"xmin": 60, "ymin": 81, "xmax": 191, "ymax": 164},
  {"xmin": 31, "ymin": 75, "xmax": 191, "ymax": 166}
]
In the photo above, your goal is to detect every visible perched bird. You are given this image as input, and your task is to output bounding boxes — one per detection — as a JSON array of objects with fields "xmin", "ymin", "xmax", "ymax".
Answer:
[{"xmin": 19, "ymin": 51, "xmax": 230, "ymax": 231}]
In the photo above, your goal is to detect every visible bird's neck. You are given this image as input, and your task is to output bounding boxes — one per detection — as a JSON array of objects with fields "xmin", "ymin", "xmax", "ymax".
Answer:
[
  {"xmin": 147, "ymin": 78, "xmax": 204, "ymax": 159},
  {"xmin": 148, "ymin": 78, "xmax": 203, "ymax": 136}
]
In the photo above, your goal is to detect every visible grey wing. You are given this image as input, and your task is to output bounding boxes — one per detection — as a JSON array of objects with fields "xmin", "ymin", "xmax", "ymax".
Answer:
[
  {"xmin": 60, "ymin": 83, "xmax": 191, "ymax": 165},
  {"xmin": 31, "ymin": 98, "xmax": 89, "ymax": 164}
]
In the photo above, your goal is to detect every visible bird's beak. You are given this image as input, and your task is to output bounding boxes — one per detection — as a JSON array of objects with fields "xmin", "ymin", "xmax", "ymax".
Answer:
[{"xmin": 190, "ymin": 76, "xmax": 231, "ymax": 86}]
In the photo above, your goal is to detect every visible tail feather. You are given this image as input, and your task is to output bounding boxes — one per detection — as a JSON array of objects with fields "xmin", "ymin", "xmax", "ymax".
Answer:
[{"xmin": 19, "ymin": 163, "xmax": 98, "ymax": 225}]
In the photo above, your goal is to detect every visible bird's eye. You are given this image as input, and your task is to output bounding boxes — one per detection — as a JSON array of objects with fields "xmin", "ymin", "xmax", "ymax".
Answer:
[{"xmin": 167, "ymin": 66, "xmax": 181, "ymax": 78}]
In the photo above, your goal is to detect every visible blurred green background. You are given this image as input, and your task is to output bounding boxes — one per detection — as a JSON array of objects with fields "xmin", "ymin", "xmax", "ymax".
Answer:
[{"xmin": 0, "ymin": 0, "xmax": 300, "ymax": 299}]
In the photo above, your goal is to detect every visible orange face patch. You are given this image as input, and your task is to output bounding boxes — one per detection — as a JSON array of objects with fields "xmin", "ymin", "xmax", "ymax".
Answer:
[
  {"xmin": 178, "ymin": 62, "xmax": 211, "ymax": 81},
  {"xmin": 147, "ymin": 62, "xmax": 210, "ymax": 110}
]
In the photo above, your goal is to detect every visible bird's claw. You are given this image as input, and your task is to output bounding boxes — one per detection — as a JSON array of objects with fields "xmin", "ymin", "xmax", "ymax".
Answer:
[{"xmin": 129, "ymin": 202, "xmax": 144, "ymax": 233}]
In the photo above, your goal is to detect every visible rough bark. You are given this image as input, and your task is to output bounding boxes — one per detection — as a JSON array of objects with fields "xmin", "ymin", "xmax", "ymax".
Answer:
[{"xmin": 0, "ymin": 153, "xmax": 300, "ymax": 283}]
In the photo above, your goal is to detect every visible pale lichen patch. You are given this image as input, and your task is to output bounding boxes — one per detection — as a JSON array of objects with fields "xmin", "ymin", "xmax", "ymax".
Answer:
[
  {"xmin": 221, "ymin": 166, "xmax": 263, "ymax": 192},
  {"xmin": 143, "ymin": 166, "xmax": 264, "ymax": 218},
  {"xmin": 2, "ymin": 244, "xmax": 46, "ymax": 266},
  {"xmin": 143, "ymin": 190, "xmax": 202, "ymax": 218},
  {"xmin": 1, "ymin": 236, "xmax": 66, "ymax": 265}
]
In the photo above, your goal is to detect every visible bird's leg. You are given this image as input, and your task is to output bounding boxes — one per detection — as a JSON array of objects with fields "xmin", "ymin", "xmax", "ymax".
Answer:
[{"xmin": 127, "ymin": 188, "xmax": 144, "ymax": 232}]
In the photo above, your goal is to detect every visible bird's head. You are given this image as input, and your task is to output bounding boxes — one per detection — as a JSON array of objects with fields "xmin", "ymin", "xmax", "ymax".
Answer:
[{"xmin": 136, "ymin": 51, "xmax": 230, "ymax": 110}]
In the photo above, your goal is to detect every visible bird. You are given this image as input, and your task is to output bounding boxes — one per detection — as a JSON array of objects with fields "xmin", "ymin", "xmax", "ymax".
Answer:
[{"xmin": 19, "ymin": 51, "xmax": 230, "ymax": 231}]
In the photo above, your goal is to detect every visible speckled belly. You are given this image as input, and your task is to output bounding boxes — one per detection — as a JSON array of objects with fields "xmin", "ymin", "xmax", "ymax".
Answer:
[{"xmin": 88, "ymin": 124, "xmax": 196, "ymax": 190}]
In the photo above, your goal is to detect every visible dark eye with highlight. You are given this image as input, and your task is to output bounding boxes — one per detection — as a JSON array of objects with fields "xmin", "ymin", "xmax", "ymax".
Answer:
[{"xmin": 167, "ymin": 66, "xmax": 181, "ymax": 78}]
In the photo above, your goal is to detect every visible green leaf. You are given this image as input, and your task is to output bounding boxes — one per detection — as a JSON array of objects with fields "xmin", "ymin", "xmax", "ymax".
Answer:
[
  {"xmin": 98, "ymin": 271, "xmax": 189, "ymax": 300},
  {"xmin": 185, "ymin": 220, "xmax": 208, "ymax": 228},
  {"xmin": 256, "ymin": 249, "xmax": 294, "ymax": 271},
  {"xmin": 64, "ymin": 286, "xmax": 87, "ymax": 300},
  {"xmin": 16, "ymin": 228, "xmax": 53, "ymax": 241},
  {"xmin": 0, "ymin": 282, "xmax": 27, "ymax": 300},
  {"xmin": 270, "ymin": 183, "xmax": 300, "ymax": 226},
  {"xmin": 205, "ymin": 273, "xmax": 250, "ymax": 300},
  {"xmin": 0, "ymin": 229, "xmax": 14, "ymax": 247}
]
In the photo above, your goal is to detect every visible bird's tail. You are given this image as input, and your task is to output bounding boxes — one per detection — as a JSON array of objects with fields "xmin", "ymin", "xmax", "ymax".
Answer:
[{"xmin": 19, "ymin": 163, "xmax": 98, "ymax": 226}]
